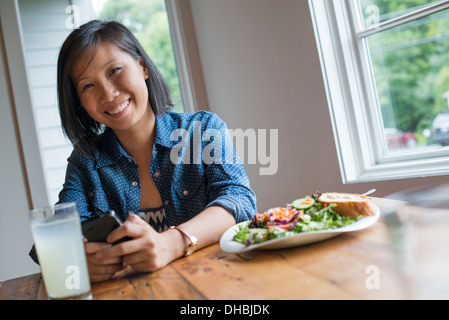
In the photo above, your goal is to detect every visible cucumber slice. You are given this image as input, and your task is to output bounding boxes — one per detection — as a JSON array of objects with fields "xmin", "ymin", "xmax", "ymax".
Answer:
[{"xmin": 292, "ymin": 197, "xmax": 315, "ymax": 210}]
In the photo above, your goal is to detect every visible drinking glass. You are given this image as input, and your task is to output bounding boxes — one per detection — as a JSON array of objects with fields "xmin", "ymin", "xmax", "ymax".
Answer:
[{"xmin": 29, "ymin": 202, "xmax": 92, "ymax": 300}]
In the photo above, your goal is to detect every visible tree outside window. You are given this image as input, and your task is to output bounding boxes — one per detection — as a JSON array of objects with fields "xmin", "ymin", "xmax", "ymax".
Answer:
[{"xmin": 359, "ymin": 0, "xmax": 449, "ymax": 149}]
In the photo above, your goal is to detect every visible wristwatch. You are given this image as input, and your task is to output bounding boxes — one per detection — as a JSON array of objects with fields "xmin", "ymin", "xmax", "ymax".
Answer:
[{"xmin": 170, "ymin": 226, "xmax": 198, "ymax": 256}]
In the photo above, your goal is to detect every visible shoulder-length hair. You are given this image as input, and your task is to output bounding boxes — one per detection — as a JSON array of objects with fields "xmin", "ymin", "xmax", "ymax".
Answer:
[{"xmin": 57, "ymin": 20, "xmax": 173, "ymax": 158}]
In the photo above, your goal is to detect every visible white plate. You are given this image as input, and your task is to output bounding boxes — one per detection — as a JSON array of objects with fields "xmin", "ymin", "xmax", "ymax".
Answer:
[{"xmin": 219, "ymin": 203, "xmax": 380, "ymax": 253}]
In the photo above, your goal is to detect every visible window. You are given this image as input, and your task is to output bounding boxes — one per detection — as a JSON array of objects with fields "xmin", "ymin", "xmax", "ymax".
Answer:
[
  {"xmin": 309, "ymin": 0, "xmax": 449, "ymax": 183},
  {"xmin": 3, "ymin": 0, "xmax": 200, "ymax": 206}
]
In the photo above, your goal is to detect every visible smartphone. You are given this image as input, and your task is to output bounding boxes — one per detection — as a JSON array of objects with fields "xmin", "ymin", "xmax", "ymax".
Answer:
[{"xmin": 81, "ymin": 210, "xmax": 131, "ymax": 244}]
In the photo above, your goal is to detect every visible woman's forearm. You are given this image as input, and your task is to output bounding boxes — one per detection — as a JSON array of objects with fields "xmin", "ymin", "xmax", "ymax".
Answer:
[{"xmin": 174, "ymin": 206, "xmax": 236, "ymax": 252}]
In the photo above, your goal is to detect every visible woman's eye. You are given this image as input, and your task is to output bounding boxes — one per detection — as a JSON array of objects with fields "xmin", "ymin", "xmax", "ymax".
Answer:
[
  {"xmin": 82, "ymin": 84, "xmax": 93, "ymax": 91},
  {"xmin": 109, "ymin": 67, "xmax": 121, "ymax": 76}
]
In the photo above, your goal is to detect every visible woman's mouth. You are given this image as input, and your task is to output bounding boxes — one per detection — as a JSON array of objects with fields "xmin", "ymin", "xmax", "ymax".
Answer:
[{"xmin": 107, "ymin": 99, "xmax": 130, "ymax": 115}]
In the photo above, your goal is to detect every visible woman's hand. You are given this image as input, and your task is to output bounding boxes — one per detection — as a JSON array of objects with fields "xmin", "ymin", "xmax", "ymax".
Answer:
[
  {"xmin": 84, "ymin": 240, "xmax": 125, "ymax": 282},
  {"xmin": 95, "ymin": 214, "xmax": 185, "ymax": 272},
  {"xmin": 91, "ymin": 207, "xmax": 236, "ymax": 274}
]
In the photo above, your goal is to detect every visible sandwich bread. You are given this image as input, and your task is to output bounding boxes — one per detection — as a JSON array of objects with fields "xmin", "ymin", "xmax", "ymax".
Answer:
[{"xmin": 318, "ymin": 192, "xmax": 376, "ymax": 218}]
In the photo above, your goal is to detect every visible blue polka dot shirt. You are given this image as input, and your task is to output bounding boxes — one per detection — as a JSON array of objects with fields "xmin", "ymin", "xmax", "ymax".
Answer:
[{"xmin": 58, "ymin": 111, "xmax": 257, "ymax": 227}]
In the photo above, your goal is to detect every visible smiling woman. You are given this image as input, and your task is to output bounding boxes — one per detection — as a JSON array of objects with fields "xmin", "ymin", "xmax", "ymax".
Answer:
[
  {"xmin": 12, "ymin": 0, "xmax": 189, "ymax": 206},
  {"xmin": 59, "ymin": 23, "xmax": 189, "ymax": 154},
  {"xmin": 58, "ymin": 20, "xmax": 172, "ymax": 158},
  {"xmin": 33, "ymin": 19, "xmax": 257, "ymax": 281}
]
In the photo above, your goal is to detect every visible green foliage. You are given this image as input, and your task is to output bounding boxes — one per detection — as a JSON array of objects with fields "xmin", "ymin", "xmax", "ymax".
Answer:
[
  {"xmin": 99, "ymin": 0, "xmax": 184, "ymax": 112},
  {"xmin": 359, "ymin": 0, "xmax": 449, "ymax": 136}
]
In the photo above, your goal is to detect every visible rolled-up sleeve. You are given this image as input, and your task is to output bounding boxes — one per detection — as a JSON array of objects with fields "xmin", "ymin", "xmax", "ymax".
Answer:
[{"xmin": 203, "ymin": 114, "xmax": 257, "ymax": 223}]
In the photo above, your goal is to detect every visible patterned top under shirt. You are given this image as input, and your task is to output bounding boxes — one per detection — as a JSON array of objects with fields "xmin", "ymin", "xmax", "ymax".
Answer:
[{"xmin": 138, "ymin": 206, "xmax": 169, "ymax": 232}]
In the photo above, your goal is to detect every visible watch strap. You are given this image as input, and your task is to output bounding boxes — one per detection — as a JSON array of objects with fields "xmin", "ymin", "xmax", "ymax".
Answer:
[{"xmin": 170, "ymin": 226, "xmax": 198, "ymax": 256}]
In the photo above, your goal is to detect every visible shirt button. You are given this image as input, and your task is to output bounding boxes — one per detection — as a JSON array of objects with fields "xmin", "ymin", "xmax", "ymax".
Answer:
[
  {"xmin": 154, "ymin": 172, "xmax": 160, "ymax": 178},
  {"xmin": 128, "ymin": 158, "xmax": 133, "ymax": 163},
  {"xmin": 165, "ymin": 200, "xmax": 169, "ymax": 205},
  {"xmin": 183, "ymin": 190, "xmax": 189, "ymax": 196},
  {"xmin": 132, "ymin": 181, "xmax": 138, "ymax": 187}
]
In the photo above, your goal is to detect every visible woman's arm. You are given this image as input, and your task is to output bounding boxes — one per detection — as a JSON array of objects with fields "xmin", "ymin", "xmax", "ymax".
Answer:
[{"xmin": 178, "ymin": 205, "xmax": 237, "ymax": 247}]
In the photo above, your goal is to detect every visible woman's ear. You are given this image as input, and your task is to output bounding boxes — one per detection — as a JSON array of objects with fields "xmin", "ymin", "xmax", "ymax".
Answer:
[{"xmin": 139, "ymin": 58, "xmax": 149, "ymax": 80}]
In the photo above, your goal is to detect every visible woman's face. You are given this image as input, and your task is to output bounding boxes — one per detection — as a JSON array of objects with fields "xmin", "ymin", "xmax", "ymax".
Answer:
[{"xmin": 71, "ymin": 42, "xmax": 151, "ymax": 134}]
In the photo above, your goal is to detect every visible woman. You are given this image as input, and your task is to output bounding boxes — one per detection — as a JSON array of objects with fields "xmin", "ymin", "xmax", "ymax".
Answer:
[{"xmin": 42, "ymin": 20, "xmax": 256, "ymax": 282}]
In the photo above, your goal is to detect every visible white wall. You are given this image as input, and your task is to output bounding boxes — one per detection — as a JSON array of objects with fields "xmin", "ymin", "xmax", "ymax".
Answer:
[{"xmin": 189, "ymin": 0, "xmax": 449, "ymax": 212}]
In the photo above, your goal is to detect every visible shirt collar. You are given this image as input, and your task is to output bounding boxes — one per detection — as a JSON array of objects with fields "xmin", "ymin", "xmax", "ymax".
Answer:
[{"xmin": 154, "ymin": 111, "xmax": 184, "ymax": 148}]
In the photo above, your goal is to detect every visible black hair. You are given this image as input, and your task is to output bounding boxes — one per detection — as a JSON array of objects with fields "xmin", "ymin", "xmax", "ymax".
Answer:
[{"xmin": 57, "ymin": 20, "xmax": 173, "ymax": 158}]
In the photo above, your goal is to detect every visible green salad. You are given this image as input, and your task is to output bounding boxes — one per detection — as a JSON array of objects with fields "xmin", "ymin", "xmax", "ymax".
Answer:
[{"xmin": 233, "ymin": 194, "xmax": 363, "ymax": 247}]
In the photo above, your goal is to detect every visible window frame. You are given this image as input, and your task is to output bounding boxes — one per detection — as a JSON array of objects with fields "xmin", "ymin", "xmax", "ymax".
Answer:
[
  {"xmin": 309, "ymin": 0, "xmax": 449, "ymax": 184},
  {"xmin": 165, "ymin": 0, "xmax": 209, "ymax": 113},
  {"xmin": 0, "ymin": 0, "xmax": 49, "ymax": 208}
]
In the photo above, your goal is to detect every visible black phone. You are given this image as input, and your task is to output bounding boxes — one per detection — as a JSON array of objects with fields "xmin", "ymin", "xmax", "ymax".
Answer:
[{"xmin": 81, "ymin": 210, "xmax": 131, "ymax": 244}]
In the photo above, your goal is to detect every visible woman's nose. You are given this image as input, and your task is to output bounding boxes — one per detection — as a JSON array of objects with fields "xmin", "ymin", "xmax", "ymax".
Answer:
[{"xmin": 99, "ymin": 82, "xmax": 120, "ymax": 103}]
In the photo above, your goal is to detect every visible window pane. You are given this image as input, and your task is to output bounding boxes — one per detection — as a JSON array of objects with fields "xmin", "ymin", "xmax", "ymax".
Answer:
[
  {"xmin": 365, "ymin": 8, "xmax": 449, "ymax": 154},
  {"xmin": 357, "ymin": 0, "xmax": 444, "ymax": 30},
  {"xmin": 97, "ymin": 0, "xmax": 184, "ymax": 112}
]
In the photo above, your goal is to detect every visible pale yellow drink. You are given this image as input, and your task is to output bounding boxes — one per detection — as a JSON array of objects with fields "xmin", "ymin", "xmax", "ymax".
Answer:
[{"xmin": 30, "ymin": 203, "xmax": 91, "ymax": 299}]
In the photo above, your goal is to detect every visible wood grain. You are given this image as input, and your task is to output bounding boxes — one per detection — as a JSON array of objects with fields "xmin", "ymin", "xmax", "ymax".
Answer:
[{"xmin": 3, "ymin": 198, "xmax": 447, "ymax": 300}]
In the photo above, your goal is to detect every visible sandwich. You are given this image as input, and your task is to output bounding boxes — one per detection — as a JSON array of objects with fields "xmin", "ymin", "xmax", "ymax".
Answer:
[{"xmin": 318, "ymin": 192, "xmax": 376, "ymax": 217}]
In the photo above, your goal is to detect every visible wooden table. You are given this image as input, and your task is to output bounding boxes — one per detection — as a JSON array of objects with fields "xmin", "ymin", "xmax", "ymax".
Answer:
[{"xmin": 2, "ymin": 198, "xmax": 448, "ymax": 301}]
